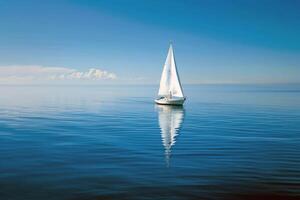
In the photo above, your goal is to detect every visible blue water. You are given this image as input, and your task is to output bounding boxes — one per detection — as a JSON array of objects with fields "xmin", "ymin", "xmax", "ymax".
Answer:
[{"xmin": 0, "ymin": 85, "xmax": 299, "ymax": 200}]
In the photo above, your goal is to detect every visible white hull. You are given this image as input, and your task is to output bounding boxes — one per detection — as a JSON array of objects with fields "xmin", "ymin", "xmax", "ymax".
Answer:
[{"xmin": 155, "ymin": 97, "xmax": 185, "ymax": 105}]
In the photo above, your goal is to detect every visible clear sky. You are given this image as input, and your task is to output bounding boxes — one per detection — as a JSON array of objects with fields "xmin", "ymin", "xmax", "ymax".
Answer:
[{"xmin": 0, "ymin": 0, "xmax": 299, "ymax": 84}]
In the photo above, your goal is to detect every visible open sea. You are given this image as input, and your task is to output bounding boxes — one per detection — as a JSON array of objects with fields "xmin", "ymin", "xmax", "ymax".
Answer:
[{"xmin": 0, "ymin": 84, "xmax": 299, "ymax": 200}]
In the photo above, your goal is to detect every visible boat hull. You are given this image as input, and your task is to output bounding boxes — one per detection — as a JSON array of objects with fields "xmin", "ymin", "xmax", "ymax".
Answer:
[{"xmin": 155, "ymin": 97, "xmax": 185, "ymax": 106}]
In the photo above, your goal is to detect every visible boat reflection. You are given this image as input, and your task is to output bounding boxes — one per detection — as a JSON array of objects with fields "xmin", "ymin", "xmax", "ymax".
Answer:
[{"xmin": 156, "ymin": 105, "xmax": 185, "ymax": 167}]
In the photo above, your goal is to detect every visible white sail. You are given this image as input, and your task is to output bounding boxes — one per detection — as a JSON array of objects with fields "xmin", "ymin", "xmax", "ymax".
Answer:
[{"xmin": 158, "ymin": 44, "xmax": 184, "ymax": 98}]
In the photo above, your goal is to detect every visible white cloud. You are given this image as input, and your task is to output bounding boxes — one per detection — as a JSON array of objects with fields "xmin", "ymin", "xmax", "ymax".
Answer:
[{"xmin": 0, "ymin": 65, "xmax": 117, "ymax": 84}]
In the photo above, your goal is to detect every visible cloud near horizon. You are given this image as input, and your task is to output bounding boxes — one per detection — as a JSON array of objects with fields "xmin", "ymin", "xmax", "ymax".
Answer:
[{"xmin": 0, "ymin": 65, "xmax": 117, "ymax": 83}]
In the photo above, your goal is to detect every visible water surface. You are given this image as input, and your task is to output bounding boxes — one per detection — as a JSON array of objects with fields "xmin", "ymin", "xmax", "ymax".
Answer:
[{"xmin": 0, "ymin": 84, "xmax": 299, "ymax": 200}]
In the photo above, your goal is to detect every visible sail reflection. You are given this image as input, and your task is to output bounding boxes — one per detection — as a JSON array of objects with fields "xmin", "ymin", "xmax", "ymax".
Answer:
[{"xmin": 156, "ymin": 105, "xmax": 185, "ymax": 167}]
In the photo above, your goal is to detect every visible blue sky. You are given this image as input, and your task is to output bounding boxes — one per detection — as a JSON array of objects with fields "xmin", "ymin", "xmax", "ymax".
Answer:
[{"xmin": 0, "ymin": 0, "xmax": 299, "ymax": 84}]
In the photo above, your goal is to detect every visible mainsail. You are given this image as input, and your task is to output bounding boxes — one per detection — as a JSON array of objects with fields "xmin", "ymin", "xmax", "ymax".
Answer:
[{"xmin": 158, "ymin": 44, "xmax": 184, "ymax": 98}]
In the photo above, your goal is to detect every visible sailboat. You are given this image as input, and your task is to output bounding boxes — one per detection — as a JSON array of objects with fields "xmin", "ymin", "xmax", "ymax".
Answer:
[{"xmin": 155, "ymin": 44, "xmax": 186, "ymax": 105}]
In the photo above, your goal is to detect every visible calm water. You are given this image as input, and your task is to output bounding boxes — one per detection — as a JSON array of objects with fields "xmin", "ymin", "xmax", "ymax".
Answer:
[{"xmin": 0, "ymin": 85, "xmax": 299, "ymax": 200}]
